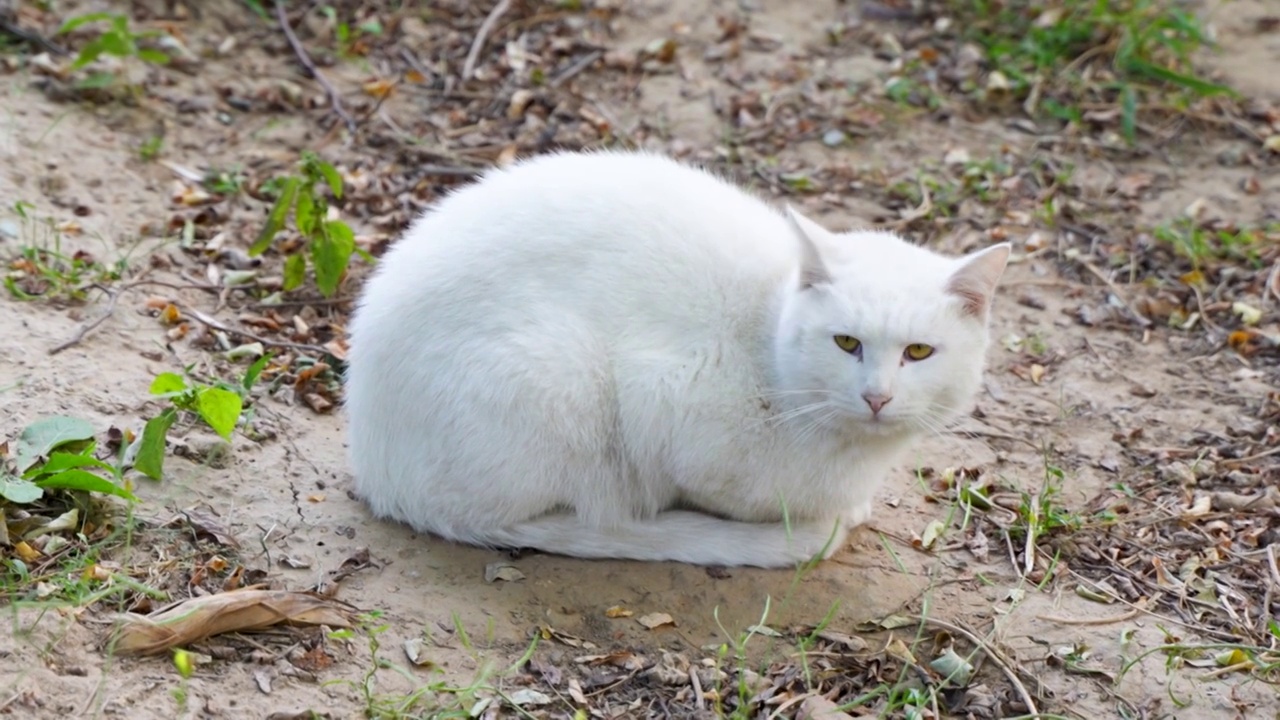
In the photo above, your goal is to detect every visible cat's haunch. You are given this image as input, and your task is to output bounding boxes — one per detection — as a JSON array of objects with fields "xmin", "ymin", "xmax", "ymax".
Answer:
[{"xmin": 344, "ymin": 150, "xmax": 1009, "ymax": 568}]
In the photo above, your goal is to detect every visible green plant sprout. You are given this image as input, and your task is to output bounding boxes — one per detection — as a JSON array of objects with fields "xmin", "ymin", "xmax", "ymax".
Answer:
[{"xmin": 250, "ymin": 151, "xmax": 360, "ymax": 297}]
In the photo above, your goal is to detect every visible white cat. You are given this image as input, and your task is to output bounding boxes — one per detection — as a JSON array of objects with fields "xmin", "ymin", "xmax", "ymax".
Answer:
[{"xmin": 344, "ymin": 151, "xmax": 1009, "ymax": 568}]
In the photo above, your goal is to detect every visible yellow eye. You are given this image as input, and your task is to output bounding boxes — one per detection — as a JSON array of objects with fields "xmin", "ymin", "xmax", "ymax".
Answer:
[
  {"xmin": 834, "ymin": 335, "xmax": 861, "ymax": 354},
  {"xmin": 904, "ymin": 343, "xmax": 935, "ymax": 361}
]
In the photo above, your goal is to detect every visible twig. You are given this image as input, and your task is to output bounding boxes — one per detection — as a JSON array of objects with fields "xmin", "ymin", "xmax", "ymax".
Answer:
[
  {"xmin": 1035, "ymin": 608, "xmax": 1143, "ymax": 626},
  {"xmin": 462, "ymin": 0, "xmax": 513, "ymax": 81},
  {"xmin": 0, "ymin": 18, "xmax": 66, "ymax": 55},
  {"xmin": 1267, "ymin": 545, "xmax": 1280, "ymax": 594},
  {"xmin": 273, "ymin": 0, "xmax": 357, "ymax": 135},
  {"xmin": 183, "ymin": 306, "xmax": 331, "ymax": 356},
  {"xmin": 688, "ymin": 665, "xmax": 704, "ymax": 709},
  {"xmin": 550, "ymin": 50, "xmax": 603, "ymax": 88},
  {"xmin": 48, "ymin": 283, "xmax": 123, "ymax": 355},
  {"xmin": 917, "ymin": 616, "xmax": 1039, "ymax": 716},
  {"xmin": 1075, "ymin": 257, "xmax": 1153, "ymax": 328}
]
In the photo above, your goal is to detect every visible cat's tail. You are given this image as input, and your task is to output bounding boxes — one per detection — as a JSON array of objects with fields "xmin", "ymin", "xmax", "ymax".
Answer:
[{"xmin": 482, "ymin": 511, "xmax": 848, "ymax": 568}]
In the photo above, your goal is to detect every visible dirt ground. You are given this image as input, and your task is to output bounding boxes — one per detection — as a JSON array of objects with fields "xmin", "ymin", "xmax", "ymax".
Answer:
[{"xmin": 1, "ymin": 1, "xmax": 1278, "ymax": 718}]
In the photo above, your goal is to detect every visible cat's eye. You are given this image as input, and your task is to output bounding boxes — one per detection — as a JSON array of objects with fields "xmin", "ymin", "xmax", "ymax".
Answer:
[
  {"xmin": 834, "ymin": 335, "xmax": 862, "ymax": 354},
  {"xmin": 904, "ymin": 343, "xmax": 935, "ymax": 361}
]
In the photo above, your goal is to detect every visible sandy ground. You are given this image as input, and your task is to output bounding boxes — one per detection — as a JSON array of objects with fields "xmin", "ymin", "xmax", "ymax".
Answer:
[{"xmin": 1, "ymin": 0, "xmax": 1278, "ymax": 718}]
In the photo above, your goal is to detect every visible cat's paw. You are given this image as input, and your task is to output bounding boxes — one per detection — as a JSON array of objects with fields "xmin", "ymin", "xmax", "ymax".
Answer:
[{"xmin": 843, "ymin": 500, "xmax": 875, "ymax": 528}]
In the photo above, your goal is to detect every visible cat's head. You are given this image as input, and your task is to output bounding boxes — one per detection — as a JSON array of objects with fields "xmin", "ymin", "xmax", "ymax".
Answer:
[{"xmin": 772, "ymin": 207, "xmax": 1009, "ymax": 439}]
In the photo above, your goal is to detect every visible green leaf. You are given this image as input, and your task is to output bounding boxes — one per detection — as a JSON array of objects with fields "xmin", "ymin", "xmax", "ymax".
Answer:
[
  {"xmin": 97, "ymin": 30, "xmax": 133, "ymax": 58},
  {"xmin": 196, "ymin": 387, "xmax": 242, "ymax": 440},
  {"xmin": 242, "ymin": 352, "xmax": 275, "ymax": 392},
  {"xmin": 1125, "ymin": 58, "xmax": 1235, "ymax": 97},
  {"xmin": 317, "ymin": 162, "xmax": 344, "ymax": 199},
  {"xmin": 58, "ymin": 12, "xmax": 119, "ymax": 34},
  {"xmin": 150, "ymin": 372, "xmax": 188, "ymax": 395},
  {"xmin": 294, "ymin": 189, "xmax": 316, "ymax": 236},
  {"xmin": 16, "ymin": 417, "xmax": 95, "ymax": 473},
  {"xmin": 1119, "ymin": 84, "xmax": 1137, "ymax": 144},
  {"xmin": 312, "ymin": 221, "xmax": 356, "ymax": 297},
  {"xmin": 0, "ymin": 474, "xmax": 42, "ymax": 504},
  {"xmin": 134, "ymin": 409, "xmax": 176, "ymax": 481},
  {"xmin": 249, "ymin": 177, "xmax": 300, "ymax": 256},
  {"xmin": 283, "ymin": 253, "xmax": 306, "ymax": 291},
  {"xmin": 71, "ymin": 39, "xmax": 108, "ymax": 69},
  {"xmin": 136, "ymin": 48, "xmax": 171, "ymax": 65},
  {"xmin": 36, "ymin": 469, "xmax": 137, "ymax": 502},
  {"xmin": 23, "ymin": 449, "xmax": 114, "ymax": 480},
  {"xmin": 74, "ymin": 71, "xmax": 118, "ymax": 90}
]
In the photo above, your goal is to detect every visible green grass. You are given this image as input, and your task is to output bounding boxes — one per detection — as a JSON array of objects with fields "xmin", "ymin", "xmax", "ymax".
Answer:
[
  {"xmin": 925, "ymin": 0, "xmax": 1235, "ymax": 141},
  {"xmin": 1152, "ymin": 217, "xmax": 1275, "ymax": 272}
]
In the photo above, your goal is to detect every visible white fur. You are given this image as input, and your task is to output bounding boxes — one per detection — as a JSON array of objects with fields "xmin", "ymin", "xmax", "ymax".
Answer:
[{"xmin": 344, "ymin": 151, "xmax": 1009, "ymax": 568}]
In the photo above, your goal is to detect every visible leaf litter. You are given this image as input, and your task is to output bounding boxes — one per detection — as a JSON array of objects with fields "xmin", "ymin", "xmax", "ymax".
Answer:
[{"xmin": 2, "ymin": 0, "xmax": 1280, "ymax": 717}]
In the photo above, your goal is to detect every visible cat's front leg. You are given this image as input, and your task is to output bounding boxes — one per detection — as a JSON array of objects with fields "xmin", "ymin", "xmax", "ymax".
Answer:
[{"xmin": 842, "ymin": 499, "xmax": 875, "ymax": 529}]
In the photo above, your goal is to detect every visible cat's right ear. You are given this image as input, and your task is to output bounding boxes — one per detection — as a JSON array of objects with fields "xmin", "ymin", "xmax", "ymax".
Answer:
[
  {"xmin": 946, "ymin": 243, "xmax": 1011, "ymax": 318},
  {"xmin": 784, "ymin": 205, "xmax": 832, "ymax": 289}
]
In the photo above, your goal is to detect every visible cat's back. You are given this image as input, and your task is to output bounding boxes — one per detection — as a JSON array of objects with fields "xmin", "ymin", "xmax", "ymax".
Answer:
[{"xmin": 368, "ymin": 151, "xmax": 793, "ymax": 303}]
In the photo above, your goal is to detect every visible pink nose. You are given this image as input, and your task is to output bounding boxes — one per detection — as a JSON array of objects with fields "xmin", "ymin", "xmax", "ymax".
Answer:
[{"xmin": 862, "ymin": 393, "xmax": 892, "ymax": 414}]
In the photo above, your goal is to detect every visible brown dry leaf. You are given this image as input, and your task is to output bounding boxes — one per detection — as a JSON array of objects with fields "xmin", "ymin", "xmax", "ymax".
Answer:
[
  {"xmin": 108, "ymin": 588, "xmax": 357, "ymax": 656},
  {"xmin": 884, "ymin": 636, "xmax": 918, "ymax": 664},
  {"xmin": 159, "ymin": 304, "xmax": 182, "ymax": 325},
  {"xmin": 636, "ymin": 612, "xmax": 676, "ymax": 629},
  {"xmin": 13, "ymin": 541, "xmax": 41, "ymax": 563},
  {"xmin": 303, "ymin": 393, "xmax": 334, "ymax": 414},
  {"xmin": 537, "ymin": 625, "xmax": 598, "ymax": 649},
  {"xmin": 1183, "ymin": 494, "xmax": 1212, "ymax": 518},
  {"xmin": 1116, "ymin": 172, "xmax": 1154, "ymax": 198},
  {"xmin": 1227, "ymin": 329, "xmax": 1262, "ymax": 357},
  {"xmin": 604, "ymin": 605, "xmax": 634, "ymax": 618},
  {"xmin": 575, "ymin": 650, "xmax": 645, "ymax": 671},
  {"xmin": 165, "ymin": 507, "xmax": 240, "ymax": 549},
  {"xmin": 483, "ymin": 562, "xmax": 525, "ymax": 583},
  {"xmin": 1029, "ymin": 363, "xmax": 1046, "ymax": 384},
  {"xmin": 361, "ymin": 79, "xmax": 395, "ymax": 99},
  {"xmin": 814, "ymin": 629, "xmax": 869, "ymax": 652},
  {"xmin": 799, "ymin": 694, "xmax": 855, "ymax": 719}
]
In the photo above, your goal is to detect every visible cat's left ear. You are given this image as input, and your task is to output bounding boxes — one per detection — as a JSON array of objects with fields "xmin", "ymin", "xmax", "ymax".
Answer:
[
  {"xmin": 947, "ymin": 243, "xmax": 1011, "ymax": 318},
  {"xmin": 784, "ymin": 205, "xmax": 831, "ymax": 289}
]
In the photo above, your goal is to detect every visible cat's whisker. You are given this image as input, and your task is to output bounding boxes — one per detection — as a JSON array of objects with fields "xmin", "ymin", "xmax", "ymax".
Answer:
[
  {"xmin": 789, "ymin": 405, "xmax": 843, "ymax": 450},
  {"xmin": 749, "ymin": 388, "xmax": 836, "ymax": 400}
]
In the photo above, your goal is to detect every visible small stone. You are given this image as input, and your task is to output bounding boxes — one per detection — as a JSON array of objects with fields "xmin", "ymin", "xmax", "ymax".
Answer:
[
  {"xmin": 822, "ymin": 129, "xmax": 847, "ymax": 147},
  {"xmin": 1216, "ymin": 146, "xmax": 1247, "ymax": 166}
]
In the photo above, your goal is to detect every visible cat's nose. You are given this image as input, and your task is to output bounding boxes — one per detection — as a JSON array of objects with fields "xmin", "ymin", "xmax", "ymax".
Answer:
[{"xmin": 862, "ymin": 393, "xmax": 892, "ymax": 415}]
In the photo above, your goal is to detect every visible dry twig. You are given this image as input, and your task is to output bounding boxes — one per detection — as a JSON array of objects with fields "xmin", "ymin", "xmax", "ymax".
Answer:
[
  {"xmin": 274, "ymin": 0, "xmax": 357, "ymax": 134},
  {"xmin": 917, "ymin": 616, "xmax": 1040, "ymax": 716},
  {"xmin": 48, "ymin": 283, "xmax": 123, "ymax": 355},
  {"xmin": 462, "ymin": 0, "xmax": 513, "ymax": 81}
]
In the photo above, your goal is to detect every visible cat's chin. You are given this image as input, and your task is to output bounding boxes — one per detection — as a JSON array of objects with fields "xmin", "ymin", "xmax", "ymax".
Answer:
[{"xmin": 844, "ymin": 415, "xmax": 912, "ymax": 438}]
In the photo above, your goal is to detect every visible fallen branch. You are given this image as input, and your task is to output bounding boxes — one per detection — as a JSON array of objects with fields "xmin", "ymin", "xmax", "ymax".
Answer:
[
  {"xmin": 462, "ymin": 0, "xmax": 513, "ymax": 81},
  {"xmin": 1074, "ymin": 255, "xmax": 1153, "ymax": 328},
  {"xmin": 48, "ymin": 283, "xmax": 123, "ymax": 355},
  {"xmin": 183, "ymin": 305, "xmax": 331, "ymax": 356},
  {"xmin": 274, "ymin": 0, "xmax": 357, "ymax": 134}
]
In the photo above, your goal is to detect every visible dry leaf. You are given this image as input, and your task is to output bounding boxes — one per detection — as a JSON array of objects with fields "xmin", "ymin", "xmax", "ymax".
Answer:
[
  {"xmin": 403, "ymin": 638, "xmax": 437, "ymax": 668},
  {"xmin": 13, "ymin": 541, "xmax": 40, "ymax": 563},
  {"xmin": 799, "ymin": 695, "xmax": 855, "ymax": 719},
  {"xmin": 483, "ymin": 563, "xmax": 525, "ymax": 583},
  {"xmin": 637, "ymin": 612, "xmax": 676, "ymax": 629},
  {"xmin": 604, "ymin": 605, "xmax": 634, "ymax": 618},
  {"xmin": 362, "ymin": 79, "xmax": 395, "ymax": 99},
  {"xmin": 108, "ymin": 588, "xmax": 357, "ymax": 655}
]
